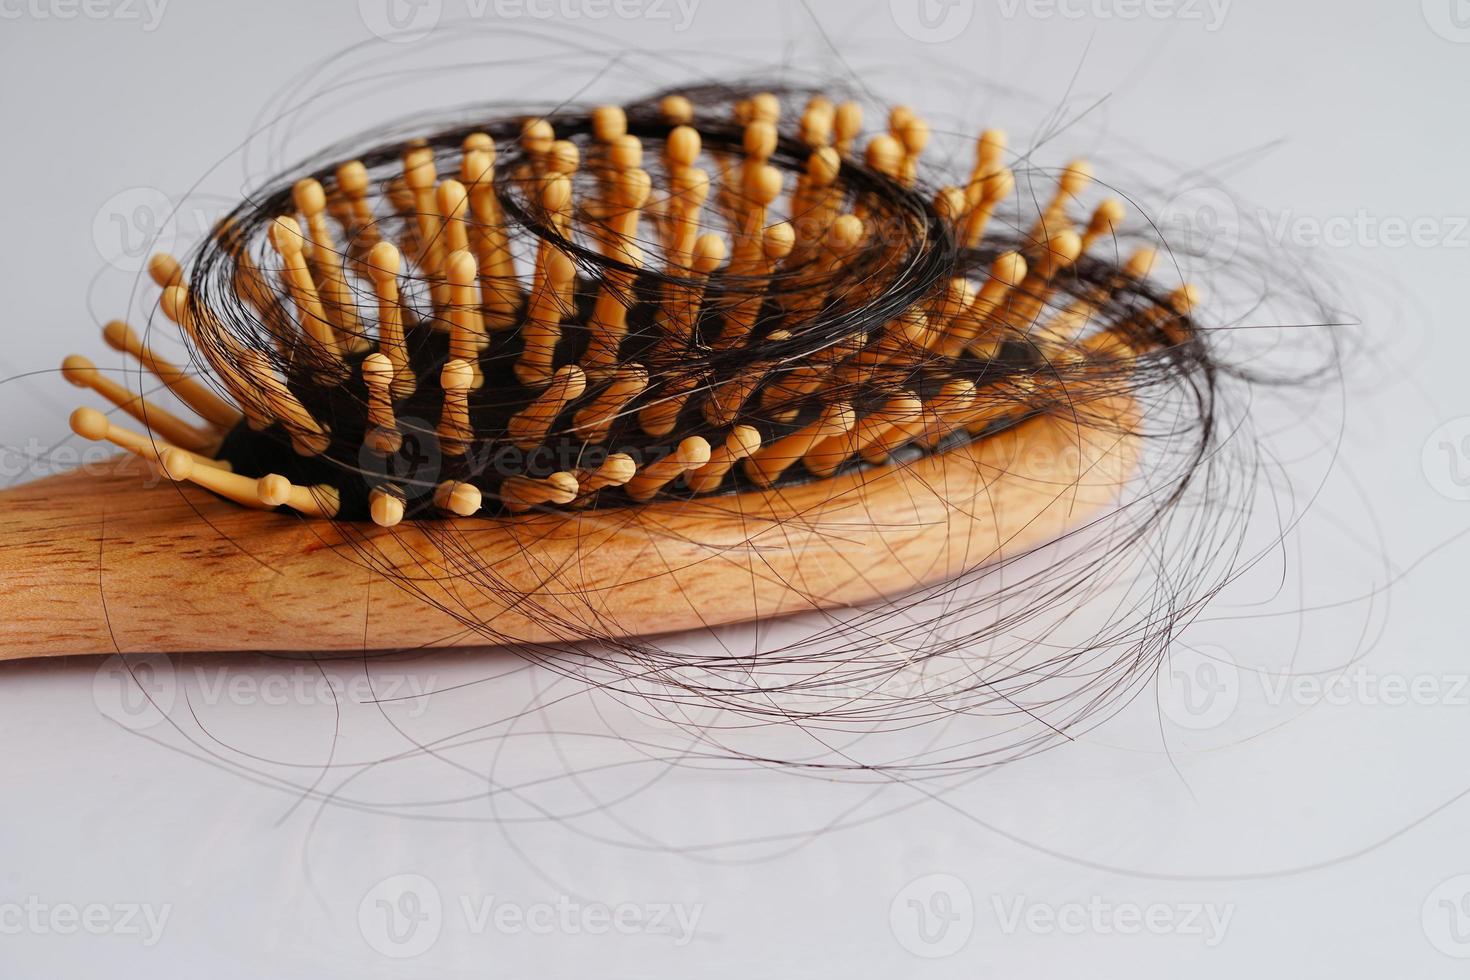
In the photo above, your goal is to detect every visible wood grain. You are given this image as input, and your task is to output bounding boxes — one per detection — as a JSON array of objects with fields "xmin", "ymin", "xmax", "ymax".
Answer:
[{"xmin": 0, "ymin": 399, "xmax": 1138, "ymax": 659}]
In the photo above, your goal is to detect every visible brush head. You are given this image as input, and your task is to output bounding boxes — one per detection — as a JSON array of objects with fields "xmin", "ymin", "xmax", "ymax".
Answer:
[{"xmin": 70, "ymin": 85, "xmax": 1201, "ymax": 525}]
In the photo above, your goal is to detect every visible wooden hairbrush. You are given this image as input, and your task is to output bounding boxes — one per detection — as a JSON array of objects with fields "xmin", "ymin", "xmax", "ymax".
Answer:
[{"xmin": 0, "ymin": 87, "xmax": 1198, "ymax": 660}]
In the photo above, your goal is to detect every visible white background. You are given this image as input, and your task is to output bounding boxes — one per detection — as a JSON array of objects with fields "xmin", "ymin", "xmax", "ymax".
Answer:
[{"xmin": 2, "ymin": 0, "xmax": 1469, "ymax": 976}]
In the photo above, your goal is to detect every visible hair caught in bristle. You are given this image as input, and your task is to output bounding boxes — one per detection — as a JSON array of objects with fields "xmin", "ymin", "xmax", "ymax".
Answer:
[{"xmin": 68, "ymin": 84, "xmax": 1205, "ymax": 532}]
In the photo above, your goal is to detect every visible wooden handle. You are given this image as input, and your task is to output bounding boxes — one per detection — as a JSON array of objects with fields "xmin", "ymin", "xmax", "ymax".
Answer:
[{"xmin": 0, "ymin": 400, "xmax": 1138, "ymax": 660}]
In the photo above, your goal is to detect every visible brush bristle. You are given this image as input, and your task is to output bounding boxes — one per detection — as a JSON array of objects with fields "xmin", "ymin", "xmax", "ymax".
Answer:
[{"xmin": 66, "ymin": 86, "xmax": 1199, "ymax": 524}]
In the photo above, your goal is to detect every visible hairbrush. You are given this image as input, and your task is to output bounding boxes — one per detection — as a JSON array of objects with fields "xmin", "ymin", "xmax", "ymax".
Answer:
[{"xmin": 0, "ymin": 85, "xmax": 1203, "ymax": 660}]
